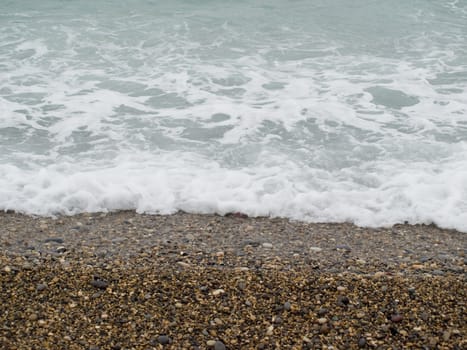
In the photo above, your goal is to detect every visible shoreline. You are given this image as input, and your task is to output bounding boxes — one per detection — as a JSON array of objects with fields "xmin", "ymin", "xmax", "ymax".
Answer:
[
  {"xmin": 1, "ymin": 210, "xmax": 464, "ymax": 273},
  {"xmin": 1, "ymin": 211, "xmax": 465, "ymax": 348}
]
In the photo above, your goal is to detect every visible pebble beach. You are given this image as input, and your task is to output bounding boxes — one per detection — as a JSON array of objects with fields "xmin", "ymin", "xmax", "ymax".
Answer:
[{"xmin": 1, "ymin": 211, "xmax": 465, "ymax": 349}]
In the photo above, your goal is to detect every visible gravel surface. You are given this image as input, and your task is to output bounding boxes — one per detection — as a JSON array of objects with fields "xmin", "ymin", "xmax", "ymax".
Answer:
[{"xmin": 0, "ymin": 211, "xmax": 465, "ymax": 349}]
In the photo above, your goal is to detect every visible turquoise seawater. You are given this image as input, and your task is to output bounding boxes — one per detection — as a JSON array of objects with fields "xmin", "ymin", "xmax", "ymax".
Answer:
[{"xmin": 1, "ymin": 0, "xmax": 466, "ymax": 231}]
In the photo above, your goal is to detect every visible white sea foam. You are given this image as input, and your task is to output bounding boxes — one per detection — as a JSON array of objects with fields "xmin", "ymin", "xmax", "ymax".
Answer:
[{"xmin": 1, "ymin": 0, "xmax": 466, "ymax": 232}]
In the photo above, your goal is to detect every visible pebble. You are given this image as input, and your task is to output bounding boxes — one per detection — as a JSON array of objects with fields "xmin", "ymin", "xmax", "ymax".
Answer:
[
  {"xmin": 337, "ymin": 286, "xmax": 346, "ymax": 291},
  {"xmin": 391, "ymin": 314, "xmax": 403, "ymax": 323},
  {"xmin": 55, "ymin": 246, "xmax": 67, "ymax": 253},
  {"xmin": 262, "ymin": 242, "xmax": 273, "ymax": 249},
  {"xmin": 206, "ymin": 340, "xmax": 216, "ymax": 347},
  {"xmin": 36, "ymin": 283, "xmax": 47, "ymax": 291},
  {"xmin": 157, "ymin": 335, "xmax": 171, "ymax": 345},
  {"xmin": 90, "ymin": 279, "xmax": 108, "ymax": 290},
  {"xmin": 214, "ymin": 340, "xmax": 226, "ymax": 350},
  {"xmin": 373, "ymin": 271, "xmax": 385, "ymax": 278},
  {"xmin": 319, "ymin": 324, "xmax": 330, "ymax": 334},
  {"xmin": 317, "ymin": 308, "xmax": 328, "ymax": 316},
  {"xmin": 309, "ymin": 246, "xmax": 322, "ymax": 252},
  {"xmin": 212, "ymin": 289, "xmax": 225, "ymax": 296},
  {"xmin": 411, "ymin": 264, "xmax": 425, "ymax": 269},
  {"xmin": 44, "ymin": 237, "xmax": 64, "ymax": 244},
  {"xmin": 237, "ymin": 281, "xmax": 246, "ymax": 290},
  {"xmin": 185, "ymin": 233, "xmax": 195, "ymax": 241},
  {"xmin": 177, "ymin": 261, "xmax": 191, "ymax": 268},
  {"xmin": 337, "ymin": 296, "xmax": 350, "ymax": 306},
  {"xmin": 273, "ymin": 316, "xmax": 282, "ymax": 324},
  {"xmin": 432, "ymin": 269, "xmax": 445, "ymax": 276},
  {"xmin": 283, "ymin": 301, "xmax": 291, "ymax": 311},
  {"xmin": 317, "ymin": 317, "xmax": 328, "ymax": 324},
  {"xmin": 358, "ymin": 337, "xmax": 366, "ymax": 347}
]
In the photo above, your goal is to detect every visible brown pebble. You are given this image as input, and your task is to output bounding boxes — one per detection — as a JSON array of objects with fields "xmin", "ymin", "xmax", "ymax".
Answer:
[
  {"xmin": 391, "ymin": 314, "xmax": 403, "ymax": 323},
  {"xmin": 319, "ymin": 324, "xmax": 330, "ymax": 334}
]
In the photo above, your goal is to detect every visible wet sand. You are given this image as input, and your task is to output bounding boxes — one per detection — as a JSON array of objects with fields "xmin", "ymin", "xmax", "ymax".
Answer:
[{"xmin": 1, "ymin": 211, "xmax": 465, "ymax": 349}]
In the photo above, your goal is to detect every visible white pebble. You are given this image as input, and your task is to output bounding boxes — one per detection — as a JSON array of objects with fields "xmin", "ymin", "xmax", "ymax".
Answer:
[
  {"xmin": 318, "ymin": 317, "xmax": 328, "ymax": 324},
  {"xmin": 212, "ymin": 289, "xmax": 225, "ymax": 296},
  {"xmin": 309, "ymin": 246, "xmax": 323, "ymax": 252}
]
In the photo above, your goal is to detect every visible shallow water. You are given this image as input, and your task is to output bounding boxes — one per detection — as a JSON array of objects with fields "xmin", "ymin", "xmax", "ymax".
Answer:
[{"xmin": 1, "ymin": 0, "xmax": 466, "ymax": 231}]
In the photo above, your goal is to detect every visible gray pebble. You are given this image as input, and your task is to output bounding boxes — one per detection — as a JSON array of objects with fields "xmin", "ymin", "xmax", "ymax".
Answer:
[
  {"xmin": 214, "ymin": 340, "xmax": 226, "ymax": 350},
  {"xmin": 358, "ymin": 337, "xmax": 366, "ymax": 347},
  {"xmin": 242, "ymin": 240, "xmax": 261, "ymax": 247},
  {"xmin": 157, "ymin": 335, "xmax": 171, "ymax": 345},
  {"xmin": 317, "ymin": 307, "xmax": 328, "ymax": 316},
  {"xmin": 237, "ymin": 281, "xmax": 246, "ymax": 290},
  {"xmin": 90, "ymin": 279, "xmax": 108, "ymax": 289},
  {"xmin": 44, "ymin": 237, "xmax": 64, "ymax": 244},
  {"xmin": 273, "ymin": 316, "xmax": 282, "ymax": 324},
  {"xmin": 432, "ymin": 269, "xmax": 445, "ymax": 276},
  {"xmin": 284, "ymin": 301, "xmax": 291, "ymax": 311},
  {"xmin": 111, "ymin": 237, "xmax": 127, "ymax": 243},
  {"xmin": 36, "ymin": 283, "xmax": 47, "ymax": 291}
]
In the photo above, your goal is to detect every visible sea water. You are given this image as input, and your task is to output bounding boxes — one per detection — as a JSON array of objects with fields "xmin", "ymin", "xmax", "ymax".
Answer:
[{"xmin": 1, "ymin": 0, "xmax": 466, "ymax": 231}]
